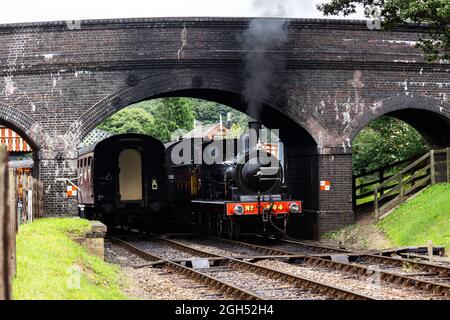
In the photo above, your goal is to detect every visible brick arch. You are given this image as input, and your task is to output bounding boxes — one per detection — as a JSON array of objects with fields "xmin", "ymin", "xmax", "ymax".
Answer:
[
  {"xmin": 74, "ymin": 70, "xmax": 320, "ymax": 146},
  {"xmin": 349, "ymin": 95, "xmax": 450, "ymax": 148},
  {"xmin": 0, "ymin": 102, "xmax": 40, "ymax": 150}
]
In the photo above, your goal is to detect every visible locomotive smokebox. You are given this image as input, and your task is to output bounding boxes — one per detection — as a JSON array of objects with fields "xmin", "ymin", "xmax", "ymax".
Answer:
[{"xmin": 240, "ymin": 152, "xmax": 281, "ymax": 193}]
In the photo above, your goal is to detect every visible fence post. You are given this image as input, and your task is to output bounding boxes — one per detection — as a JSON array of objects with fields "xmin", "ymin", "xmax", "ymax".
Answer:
[
  {"xmin": 374, "ymin": 186, "xmax": 379, "ymax": 220},
  {"xmin": 379, "ymin": 168, "xmax": 385, "ymax": 196},
  {"xmin": 427, "ymin": 240, "xmax": 434, "ymax": 261},
  {"xmin": 32, "ymin": 179, "xmax": 37, "ymax": 221},
  {"xmin": 399, "ymin": 173, "xmax": 404, "ymax": 202},
  {"xmin": 447, "ymin": 147, "xmax": 450, "ymax": 183},
  {"xmin": 39, "ymin": 181, "xmax": 44, "ymax": 217},
  {"xmin": 430, "ymin": 150, "xmax": 436, "ymax": 185},
  {"xmin": 0, "ymin": 145, "xmax": 11, "ymax": 300},
  {"xmin": 352, "ymin": 176, "xmax": 356, "ymax": 209},
  {"xmin": 7, "ymin": 169, "xmax": 16, "ymax": 279}
]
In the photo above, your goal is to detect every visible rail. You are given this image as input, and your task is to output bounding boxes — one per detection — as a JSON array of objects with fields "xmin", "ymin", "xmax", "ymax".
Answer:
[
  {"xmin": 152, "ymin": 236, "xmax": 375, "ymax": 300},
  {"xmin": 109, "ymin": 236, "xmax": 263, "ymax": 300},
  {"xmin": 213, "ymin": 236, "xmax": 450, "ymax": 297},
  {"xmin": 374, "ymin": 148, "xmax": 450, "ymax": 220}
]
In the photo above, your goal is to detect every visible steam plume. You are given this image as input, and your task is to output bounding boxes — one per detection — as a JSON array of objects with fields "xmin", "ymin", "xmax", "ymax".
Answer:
[{"xmin": 241, "ymin": 0, "xmax": 290, "ymax": 117}]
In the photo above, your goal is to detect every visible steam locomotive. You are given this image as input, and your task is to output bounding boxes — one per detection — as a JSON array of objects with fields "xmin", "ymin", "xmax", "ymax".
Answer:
[
  {"xmin": 166, "ymin": 121, "xmax": 302, "ymax": 238},
  {"xmin": 77, "ymin": 133, "xmax": 167, "ymax": 228}
]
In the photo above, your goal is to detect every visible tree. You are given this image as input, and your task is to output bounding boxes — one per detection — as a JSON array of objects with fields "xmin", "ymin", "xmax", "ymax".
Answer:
[
  {"xmin": 230, "ymin": 122, "xmax": 247, "ymax": 138},
  {"xmin": 150, "ymin": 98, "xmax": 195, "ymax": 142},
  {"xmin": 98, "ymin": 97, "xmax": 252, "ymax": 143},
  {"xmin": 318, "ymin": 0, "xmax": 450, "ymax": 62},
  {"xmin": 352, "ymin": 116, "xmax": 429, "ymax": 175},
  {"xmin": 98, "ymin": 107, "xmax": 157, "ymax": 136},
  {"xmin": 191, "ymin": 100, "xmax": 231, "ymax": 125},
  {"xmin": 151, "ymin": 97, "xmax": 250, "ymax": 140},
  {"xmin": 190, "ymin": 99, "xmax": 249, "ymax": 129}
]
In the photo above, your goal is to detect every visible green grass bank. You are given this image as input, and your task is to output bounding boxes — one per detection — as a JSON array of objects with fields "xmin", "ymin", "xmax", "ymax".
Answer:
[
  {"xmin": 13, "ymin": 217, "xmax": 127, "ymax": 300},
  {"xmin": 323, "ymin": 184, "xmax": 450, "ymax": 254},
  {"xmin": 377, "ymin": 183, "xmax": 450, "ymax": 252}
]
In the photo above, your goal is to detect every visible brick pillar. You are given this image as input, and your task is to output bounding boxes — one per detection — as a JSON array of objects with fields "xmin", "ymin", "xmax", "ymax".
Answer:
[
  {"xmin": 285, "ymin": 147, "xmax": 319, "ymax": 240},
  {"xmin": 38, "ymin": 151, "xmax": 79, "ymax": 216},
  {"xmin": 316, "ymin": 150, "xmax": 354, "ymax": 235}
]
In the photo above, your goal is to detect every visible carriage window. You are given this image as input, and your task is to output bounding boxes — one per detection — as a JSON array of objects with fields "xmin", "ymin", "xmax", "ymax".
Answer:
[
  {"xmin": 83, "ymin": 158, "xmax": 87, "ymax": 167},
  {"xmin": 88, "ymin": 157, "xmax": 92, "ymax": 166}
]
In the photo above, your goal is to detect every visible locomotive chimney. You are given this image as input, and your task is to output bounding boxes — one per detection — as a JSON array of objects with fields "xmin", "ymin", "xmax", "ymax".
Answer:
[{"xmin": 247, "ymin": 116, "xmax": 262, "ymax": 151}]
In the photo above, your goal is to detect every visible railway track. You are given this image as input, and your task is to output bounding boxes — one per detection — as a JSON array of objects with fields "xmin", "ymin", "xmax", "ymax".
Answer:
[
  {"xmin": 110, "ymin": 235, "xmax": 374, "ymax": 300},
  {"xmin": 190, "ymin": 236, "xmax": 450, "ymax": 297},
  {"xmin": 165, "ymin": 234, "xmax": 450, "ymax": 282},
  {"xmin": 269, "ymin": 238, "xmax": 450, "ymax": 287},
  {"xmin": 109, "ymin": 236, "xmax": 263, "ymax": 300},
  {"xmin": 257, "ymin": 237, "xmax": 353, "ymax": 255}
]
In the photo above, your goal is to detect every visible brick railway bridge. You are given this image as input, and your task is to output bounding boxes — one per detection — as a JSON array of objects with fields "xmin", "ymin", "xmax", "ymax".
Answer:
[{"xmin": 0, "ymin": 17, "xmax": 449, "ymax": 236}]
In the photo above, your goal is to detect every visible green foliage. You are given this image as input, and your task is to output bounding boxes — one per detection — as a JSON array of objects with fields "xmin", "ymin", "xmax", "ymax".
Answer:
[
  {"xmin": 148, "ymin": 98, "xmax": 195, "ymax": 142},
  {"xmin": 13, "ymin": 218, "xmax": 127, "ymax": 300},
  {"xmin": 230, "ymin": 122, "xmax": 247, "ymax": 138},
  {"xmin": 318, "ymin": 0, "xmax": 450, "ymax": 62},
  {"xmin": 98, "ymin": 98, "xmax": 196, "ymax": 143},
  {"xmin": 190, "ymin": 100, "xmax": 248, "ymax": 128},
  {"xmin": 378, "ymin": 183, "xmax": 450, "ymax": 252},
  {"xmin": 191, "ymin": 100, "xmax": 232, "ymax": 124},
  {"xmin": 352, "ymin": 116, "xmax": 429, "ymax": 175},
  {"xmin": 97, "ymin": 107, "xmax": 157, "ymax": 136},
  {"xmin": 97, "ymin": 97, "xmax": 250, "ymax": 143}
]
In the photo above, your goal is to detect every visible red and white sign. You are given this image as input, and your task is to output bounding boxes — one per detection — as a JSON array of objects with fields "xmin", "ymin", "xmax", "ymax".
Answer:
[
  {"xmin": 66, "ymin": 185, "xmax": 77, "ymax": 197},
  {"xmin": 320, "ymin": 180, "xmax": 331, "ymax": 191}
]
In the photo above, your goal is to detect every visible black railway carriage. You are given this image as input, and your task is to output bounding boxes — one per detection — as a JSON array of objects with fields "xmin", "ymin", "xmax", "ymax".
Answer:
[
  {"xmin": 166, "ymin": 130, "xmax": 302, "ymax": 239},
  {"xmin": 77, "ymin": 133, "xmax": 167, "ymax": 228}
]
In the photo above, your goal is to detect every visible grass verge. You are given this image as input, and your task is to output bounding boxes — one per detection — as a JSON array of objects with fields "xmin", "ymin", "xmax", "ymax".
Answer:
[
  {"xmin": 377, "ymin": 183, "xmax": 450, "ymax": 253},
  {"xmin": 13, "ymin": 217, "xmax": 127, "ymax": 300}
]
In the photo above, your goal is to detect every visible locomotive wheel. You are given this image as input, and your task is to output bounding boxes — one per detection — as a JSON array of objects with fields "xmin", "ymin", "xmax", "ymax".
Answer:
[
  {"xmin": 226, "ymin": 220, "xmax": 234, "ymax": 239},
  {"xmin": 85, "ymin": 208, "xmax": 93, "ymax": 220},
  {"xmin": 234, "ymin": 223, "xmax": 240, "ymax": 240},
  {"xmin": 226, "ymin": 221, "xmax": 233, "ymax": 239},
  {"xmin": 205, "ymin": 215, "xmax": 214, "ymax": 235},
  {"xmin": 225, "ymin": 220, "xmax": 240, "ymax": 240},
  {"xmin": 273, "ymin": 233, "xmax": 283, "ymax": 241},
  {"xmin": 215, "ymin": 217, "xmax": 223, "ymax": 237}
]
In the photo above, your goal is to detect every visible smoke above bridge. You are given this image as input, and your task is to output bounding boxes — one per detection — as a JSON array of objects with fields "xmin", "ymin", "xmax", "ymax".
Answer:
[{"xmin": 241, "ymin": 0, "xmax": 290, "ymax": 118}]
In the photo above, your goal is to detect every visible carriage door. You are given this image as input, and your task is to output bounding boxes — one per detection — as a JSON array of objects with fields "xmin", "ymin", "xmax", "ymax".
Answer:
[{"xmin": 118, "ymin": 149, "xmax": 143, "ymax": 201}]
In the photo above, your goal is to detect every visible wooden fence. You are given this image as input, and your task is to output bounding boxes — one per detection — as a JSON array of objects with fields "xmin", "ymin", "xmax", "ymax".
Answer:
[
  {"xmin": 352, "ymin": 153, "xmax": 424, "ymax": 210},
  {"xmin": 374, "ymin": 148, "xmax": 450, "ymax": 220},
  {"xmin": 16, "ymin": 173, "xmax": 44, "ymax": 223}
]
